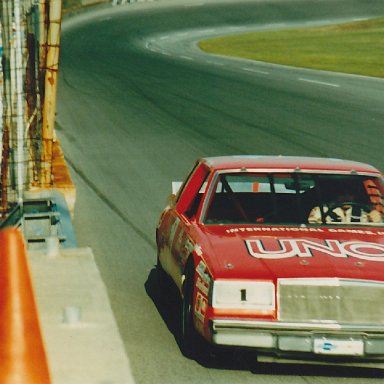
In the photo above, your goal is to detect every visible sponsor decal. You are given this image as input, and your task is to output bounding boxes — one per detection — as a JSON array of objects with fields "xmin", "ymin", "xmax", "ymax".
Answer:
[
  {"xmin": 194, "ymin": 291, "xmax": 208, "ymax": 321},
  {"xmin": 196, "ymin": 276, "xmax": 209, "ymax": 296},
  {"xmin": 194, "ymin": 261, "xmax": 210, "ymax": 323},
  {"xmin": 245, "ymin": 238, "xmax": 384, "ymax": 262},
  {"xmin": 196, "ymin": 260, "xmax": 211, "ymax": 284},
  {"xmin": 194, "ymin": 244, "xmax": 203, "ymax": 257},
  {"xmin": 227, "ymin": 226, "xmax": 324, "ymax": 234},
  {"xmin": 226, "ymin": 226, "xmax": 383, "ymax": 235}
]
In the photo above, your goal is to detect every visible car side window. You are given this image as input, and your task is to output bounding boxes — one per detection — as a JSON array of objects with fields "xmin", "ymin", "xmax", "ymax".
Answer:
[{"xmin": 176, "ymin": 163, "xmax": 210, "ymax": 219}]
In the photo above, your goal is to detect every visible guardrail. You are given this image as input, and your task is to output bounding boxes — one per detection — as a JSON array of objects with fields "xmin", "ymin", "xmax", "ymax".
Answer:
[
  {"xmin": 0, "ymin": 204, "xmax": 23, "ymax": 229},
  {"xmin": 0, "ymin": 228, "xmax": 51, "ymax": 383},
  {"xmin": 0, "ymin": 196, "xmax": 68, "ymax": 245}
]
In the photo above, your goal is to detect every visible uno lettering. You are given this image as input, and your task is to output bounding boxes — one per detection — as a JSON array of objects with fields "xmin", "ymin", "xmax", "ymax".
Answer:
[{"xmin": 245, "ymin": 239, "xmax": 384, "ymax": 262}]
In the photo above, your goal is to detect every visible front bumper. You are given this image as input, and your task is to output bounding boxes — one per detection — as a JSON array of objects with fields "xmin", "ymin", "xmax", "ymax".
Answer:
[{"xmin": 211, "ymin": 319, "xmax": 384, "ymax": 362}]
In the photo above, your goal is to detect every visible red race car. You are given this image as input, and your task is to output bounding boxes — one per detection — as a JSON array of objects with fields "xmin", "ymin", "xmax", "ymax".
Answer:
[{"xmin": 156, "ymin": 156, "xmax": 384, "ymax": 367}]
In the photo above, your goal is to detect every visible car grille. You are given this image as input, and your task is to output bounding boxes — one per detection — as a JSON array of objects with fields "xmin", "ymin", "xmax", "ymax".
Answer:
[{"xmin": 278, "ymin": 278, "xmax": 384, "ymax": 325}]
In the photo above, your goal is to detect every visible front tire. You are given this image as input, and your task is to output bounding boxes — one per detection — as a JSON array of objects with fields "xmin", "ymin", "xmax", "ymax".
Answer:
[
  {"xmin": 181, "ymin": 261, "xmax": 239, "ymax": 365},
  {"xmin": 181, "ymin": 262, "xmax": 203, "ymax": 358}
]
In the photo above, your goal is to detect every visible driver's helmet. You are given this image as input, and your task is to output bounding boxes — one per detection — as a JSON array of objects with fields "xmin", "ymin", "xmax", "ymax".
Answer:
[{"xmin": 327, "ymin": 178, "xmax": 366, "ymax": 205}]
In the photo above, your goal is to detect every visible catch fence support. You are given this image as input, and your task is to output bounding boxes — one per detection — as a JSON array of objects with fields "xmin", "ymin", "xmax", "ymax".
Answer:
[{"xmin": 41, "ymin": 0, "xmax": 62, "ymax": 187}]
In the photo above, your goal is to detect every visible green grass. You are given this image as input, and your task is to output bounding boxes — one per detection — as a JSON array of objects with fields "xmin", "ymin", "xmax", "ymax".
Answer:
[{"xmin": 199, "ymin": 17, "xmax": 384, "ymax": 78}]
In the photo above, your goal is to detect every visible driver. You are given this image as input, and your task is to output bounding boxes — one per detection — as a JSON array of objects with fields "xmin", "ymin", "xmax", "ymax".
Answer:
[{"xmin": 308, "ymin": 191, "xmax": 382, "ymax": 224}]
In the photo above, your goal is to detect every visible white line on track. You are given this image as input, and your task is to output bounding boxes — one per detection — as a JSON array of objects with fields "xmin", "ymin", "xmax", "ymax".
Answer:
[
  {"xmin": 184, "ymin": 3, "xmax": 205, "ymax": 7},
  {"xmin": 299, "ymin": 78, "xmax": 340, "ymax": 87},
  {"xmin": 265, "ymin": 23, "xmax": 288, "ymax": 29},
  {"xmin": 242, "ymin": 67, "xmax": 269, "ymax": 75},
  {"xmin": 200, "ymin": 29, "xmax": 216, "ymax": 34},
  {"xmin": 145, "ymin": 43, "xmax": 159, "ymax": 54}
]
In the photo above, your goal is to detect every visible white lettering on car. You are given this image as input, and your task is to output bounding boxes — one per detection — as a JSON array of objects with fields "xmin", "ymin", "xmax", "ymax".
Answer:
[
  {"xmin": 245, "ymin": 239, "xmax": 384, "ymax": 262},
  {"xmin": 194, "ymin": 291, "xmax": 208, "ymax": 322},
  {"xmin": 196, "ymin": 276, "xmax": 209, "ymax": 296}
]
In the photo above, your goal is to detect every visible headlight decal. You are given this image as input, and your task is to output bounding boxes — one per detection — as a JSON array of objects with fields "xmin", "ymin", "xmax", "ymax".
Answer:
[{"xmin": 211, "ymin": 280, "xmax": 275, "ymax": 311}]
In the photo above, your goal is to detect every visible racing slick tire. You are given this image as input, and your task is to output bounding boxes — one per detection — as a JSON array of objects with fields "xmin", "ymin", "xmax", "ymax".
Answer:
[
  {"xmin": 181, "ymin": 260, "xmax": 250, "ymax": 366},
  {"xmin": 181, "ymin": 260, "xmax": 206, "ymax": 359}
]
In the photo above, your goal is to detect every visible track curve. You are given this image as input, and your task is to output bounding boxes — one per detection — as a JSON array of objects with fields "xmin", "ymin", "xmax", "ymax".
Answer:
[{"xmin": 57, "ymin": 1, "xmax": 384, "ymax": 382}]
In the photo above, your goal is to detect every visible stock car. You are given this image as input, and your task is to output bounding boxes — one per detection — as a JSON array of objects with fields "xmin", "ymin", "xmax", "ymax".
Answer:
[{"xmin": 156, "ymin": 156, "xmax": 384, "ymax": 367}]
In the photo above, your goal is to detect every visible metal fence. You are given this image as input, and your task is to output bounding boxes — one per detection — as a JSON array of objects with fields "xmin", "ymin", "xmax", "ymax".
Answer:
[{"xmin": 0, "ymin": 0, "xmax": 62, "ymax": 217}]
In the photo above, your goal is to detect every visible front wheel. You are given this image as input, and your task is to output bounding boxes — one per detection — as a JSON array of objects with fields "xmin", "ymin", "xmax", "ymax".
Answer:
[
  {"xmin": 181, "ymin": 262, "xmax": 239, "ymax": 365},
  {"xmin": 181, "ymin": 262, "xmax": 206, "ymax": 359},
  {"xmin": 181, "ymin": 264, "xmax": 196, "ymax": 356}
]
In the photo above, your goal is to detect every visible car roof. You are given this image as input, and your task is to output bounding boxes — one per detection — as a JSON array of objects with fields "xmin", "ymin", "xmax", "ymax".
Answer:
[{"xmin": 201, "ymin": 156, "xmax": 382, "ymax": 175}]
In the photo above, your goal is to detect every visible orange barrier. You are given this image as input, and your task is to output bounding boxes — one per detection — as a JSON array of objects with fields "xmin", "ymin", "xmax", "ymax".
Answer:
[{"xmin": 0, "ymin": 228, "xmax": 51, "ymax": 384}]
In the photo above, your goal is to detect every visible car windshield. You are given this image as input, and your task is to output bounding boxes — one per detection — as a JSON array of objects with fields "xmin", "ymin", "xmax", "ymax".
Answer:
[{"xmin": 203, "ymin": 172, "xmax": 384, "ymax": 226}]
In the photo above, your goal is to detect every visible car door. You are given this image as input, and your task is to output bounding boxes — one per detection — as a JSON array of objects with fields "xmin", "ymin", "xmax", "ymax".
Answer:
[{"xmin": 158, "ymin": 161, "xmax": 210, "ymax": 289}]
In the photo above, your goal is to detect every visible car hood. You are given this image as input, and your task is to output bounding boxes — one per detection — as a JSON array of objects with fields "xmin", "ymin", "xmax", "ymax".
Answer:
[{"xmin": 200, "ymin": 224, "xmax": 384, "ymax": 282}]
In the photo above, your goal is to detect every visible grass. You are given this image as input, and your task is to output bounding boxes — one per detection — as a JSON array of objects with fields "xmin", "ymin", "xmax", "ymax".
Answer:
[{"xmin": 199, "ymin": 17, "xmax": 384, "ymax": 78}]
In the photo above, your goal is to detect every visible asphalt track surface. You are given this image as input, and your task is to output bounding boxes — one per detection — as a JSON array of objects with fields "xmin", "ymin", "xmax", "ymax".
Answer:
[{"xmin": 57, "ymin": 1, "xmax": 384, "ymax": 382}]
